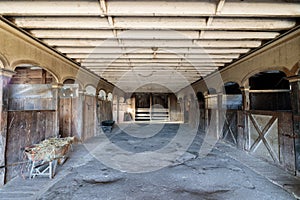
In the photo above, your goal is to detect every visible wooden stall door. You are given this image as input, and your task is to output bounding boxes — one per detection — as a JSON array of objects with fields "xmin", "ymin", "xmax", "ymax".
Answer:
[
  {"xmin": 60, "ymin": 98, "xmax": 72, "ymax": 137},
  {"xmin": 97, "ymin": 100, "xmax": 113, "ymax": 123},
  {"xmin": 222, "ymin": 110, "xmax": 238, "ymax": 146},
  {"xmin": 293, "ymin": 114, "xmax": 300, "ymax": 174},
  {"xmin": 5, "ymin": 111, "xmax": 56, "ymax": 182},
  {"xmin": 83, "ymin": 95, "xmax": 96, "ymax": 141},
  {"xmin": 246, "ymin": 111, "xmax": 295, "ymax": 173}
]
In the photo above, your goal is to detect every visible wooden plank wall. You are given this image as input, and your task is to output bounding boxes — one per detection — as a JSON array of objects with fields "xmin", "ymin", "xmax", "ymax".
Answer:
[
  {"xmin": 169, "ymin": 94, "xmax": 182, "ymax": 122},
  {"xmin": 97, "ymin": 100, "xmax": 112, "ymax": 123},
  {"xmin": 5, "ymin": 111, "xmax": 56, "ymax": 182},
  {"xmin": 59, "ymin": 98, "xmax": 72, "ymax": 138},
  {"xmin": 294, "ymin": 115, "xmax": 300, "ymax": 173},
  {"xmin": 238, "ymin": 111, "xmax": 295, "ymax": 174},
  {"xmin": 0, "ymin": 76, "xmax": 10, "ymax": 185},
  {"xmin": 8, "ymin": 85, "xmax": 57, "ymax": 111},
  {"xmin": 4, "ymin": 68, "xmax": 58, "ymax": 183},
  {"xmin": 10, "ymin": 67, "xmax": 53, "ymax": 84},
  {"xmin": 59, "ymin": 85, "xmax": 83, "ymax": 139},
  {"xmin": 221, "ymin": 110, "xmax": 238, "ymax": 146},
  {"xmin": 83, "ymin": 95, "xmax": 96, "ymax": 141}
]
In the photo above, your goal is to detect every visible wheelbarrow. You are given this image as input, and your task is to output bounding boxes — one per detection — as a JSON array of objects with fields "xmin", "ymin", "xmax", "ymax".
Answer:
[{"xmin": 101, "ymin": 120, "xmax": 115, "ymax": 133}]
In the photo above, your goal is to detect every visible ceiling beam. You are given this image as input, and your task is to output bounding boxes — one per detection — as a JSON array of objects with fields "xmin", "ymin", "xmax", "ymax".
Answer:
[
  {"xmin": 57, "ymin": 47, "xmax": 251, "ymax": 54},
  {"xmin": 216, "ymin": 0, "xmax": 226, "ymax": 14},
  {"xmin": 43, "ymin": 39, "xmax": 261, "ymax": 48},
  {"xmin": 1, "ymin": 1, "xmax": 299, "ymax": 17},
  {"xmin": 13, "ymin": 17, "xmax": 296, "ymax": 30},
  {"xmin": 0, "ymin": 1, "xmax": 102, "ymax": 16},
  {"xmin": 89, "ymin": 67, "xmax": 217, "ymax": 70},
  {"xmin": 106, "ymin": 0, "xmax": 300, "ymax": 17},
  {"xmin": 67, "ymin": 53, "xmax": 240, "ymax": 59},
  {"xmin": 78, "ymin": 58, "xmax": 233, "ymax": 63},
  {"xmin": 30, "ymin": 29, "xmax": 280, "ymax": 40},
  {"xmin": 81, "ymin": 63, "xmax": 223, "ymax": 67}
]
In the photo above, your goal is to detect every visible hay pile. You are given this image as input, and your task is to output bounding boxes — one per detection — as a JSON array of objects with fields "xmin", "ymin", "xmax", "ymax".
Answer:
[{"xmin": 24, "ymin": 137, "xmax": 74, "ymax": 162}]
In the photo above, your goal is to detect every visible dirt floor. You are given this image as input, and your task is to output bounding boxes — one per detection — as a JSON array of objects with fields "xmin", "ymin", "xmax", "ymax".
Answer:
[{"xmin": 0, "ymin": 123, "xmax": 299, "ymax": 200}]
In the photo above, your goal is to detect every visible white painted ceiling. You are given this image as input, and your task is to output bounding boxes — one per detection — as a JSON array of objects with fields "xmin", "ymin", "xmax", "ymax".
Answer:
[{"xmin": 0, "ymin": 0, "xmax": 299, "ymax": 92}]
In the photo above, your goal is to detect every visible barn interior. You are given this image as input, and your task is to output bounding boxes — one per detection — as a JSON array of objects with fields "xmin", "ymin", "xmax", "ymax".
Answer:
[{"xmin": 0, "ymin": 0, "xmax": 300, "ymax": 199}]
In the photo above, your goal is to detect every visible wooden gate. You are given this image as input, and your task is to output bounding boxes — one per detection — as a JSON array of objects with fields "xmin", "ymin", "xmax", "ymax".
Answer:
[
  {"xmin": 245, "ymin": 111, "xmax": 295, "ymax": 173},
  {"xmin": 59, "ymin": 98, "xmax": 72, "ymax": 137},
  {"xmin": 222, "ymin": 110, "xmax": 238, "ymax": 146},
  {"xmin": 6, "ymin": 111, "xmax": 56, "ymax": 181},
  {"xmin": 83, "ymin": 95, "xmax": 96, "ymax": 141},
  {"xmin": 97, "ymin": 100, "xmax": 112, "ymax": 123},
  {"xmin": 5, "ymin": 84, "xmax": 58, "ymax": 182},
  {"xmin": 59, "ymin": 85, "xmax": 81, "ymax": 138},
  {"xmin": 294, "ymin": 114, "xmax": 300, "ymax": 173}
]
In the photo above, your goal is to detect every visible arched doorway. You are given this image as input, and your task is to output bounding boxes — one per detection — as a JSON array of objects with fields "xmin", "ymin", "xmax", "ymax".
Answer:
[
  {"xmin": 249, "ymin": 70, "xmax": 291, "ymax": 110},
  {"xmin": 5, "ymin": 64, "xmax": 58, "ymax": 182},
  {"xmin": 245, "ymin": 70, "xmax": 294, "ymax": 172}
]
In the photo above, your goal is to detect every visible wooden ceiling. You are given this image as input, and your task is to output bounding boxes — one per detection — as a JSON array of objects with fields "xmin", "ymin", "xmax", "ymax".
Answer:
[{"xmin": 0, "ymin": 0, "xmax": 299, "ymax": 92}]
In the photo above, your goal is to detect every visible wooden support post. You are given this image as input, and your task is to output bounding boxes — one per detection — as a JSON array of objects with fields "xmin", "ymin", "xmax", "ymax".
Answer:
[
  {"xmin": 52, "ymin": 83, "xmax": 63, "ymax": 137},
  {"xmin": 241, "ymin": 86, "xmax": 250, "ymax": 111},
  {"xmin": 76, "ymin": 89, "xmax": 85, "ymax": 140},
  {"xmin": 217, "ymin": 92, "xmax": 223, "ymax": 139},
  {"xmin": 168, "ymin": 94, "xmax": 171, "ymax": 122},
  {"xmin": 288, "ymin": 75, "xmax": 300, "ymax": 173},
  {"xmin": 150, "ymin": 93, "xmax": 153, "ymax": 121},
  {"xmin": 0, "ymin": 69, "xmax": 14, "ymax": 185},
  {"xmin": 204, "ymin": 94, "xmax": 209, "ymax": 130},
  {"xmin": 117, "ymin": 95, "xmax": 120, "ymax": 123},
  {"xmin": 183, "ymin": 96, "xmax": 188, "ymax": 123},
  {"xmin": 239, "ymin": 86, "xmax": 250, "ymax": 150}
]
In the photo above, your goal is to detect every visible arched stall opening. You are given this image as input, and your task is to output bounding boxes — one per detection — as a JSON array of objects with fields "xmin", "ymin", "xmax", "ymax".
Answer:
[
  {"xmin": 59, "ymin": 78, "xmax": 81, "ymax": 138},
  {"xmin": 242, "ymin": 70, "xmax": 295, "ymax": 173},
  {"xmin": 221, "ymin": 82, "xmax": 242, "ymax": 146},
  {"xmin": 249, "ymin": 71, "xmax": 291, "ymax": 110},
  {"xmin": 5, "ymin": 65, "xmax": 58, "ymax": 183}
]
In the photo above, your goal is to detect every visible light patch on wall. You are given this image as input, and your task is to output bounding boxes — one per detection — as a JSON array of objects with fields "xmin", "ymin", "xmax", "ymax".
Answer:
[{"xmin": 85, "ymin": 85, "xmax": 96, "ymax": 96}]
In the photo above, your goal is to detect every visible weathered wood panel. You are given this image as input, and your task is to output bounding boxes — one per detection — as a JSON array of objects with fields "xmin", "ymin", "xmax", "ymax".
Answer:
[
  {"xmin": 237, "ymin": 111, "xmax": 247, "ymax": 150},
  {"xmin": 5, "ymin": 110, "xmax": 56, "ymax": 182},
  {"xmin": 59, "ymin": 85, "xmax": 82, "ymax": 139},
  {"xmin": 290, "ymin": 81, "xmax": 300, "ymax": 174},
  {"xmin": 97, "ymin": 100, "xmax": 112, "ymax": 123},
  {"xmin": 59, "ymin": 98, "xmax": 72, "ymax": 137},
  {"xmin": 243, "ymin": 110, "xmax": 295, "ymax": 174},
  {"xmin": 278, "ymin": 112, "xmax": 295, "ymax": 173},
  {"xmin": 83, "ymin": 95, "xmax": 96, "ymax": 141},
  {"xmin": 8, "ymin": 84, "xmax": 57, "ymax": 111},
  {"xmin": 10, "ymin": 67, "xmax": 54, "ymax": 84},
  {"xmin": 294, "ymin": 114, "xmax": 300, "ymax": 173},
  {"xmin": 0, "ymin": 75, "xmax": 10, "ymax": 186},
  {"xmin": 222, "ymin": 110, "xmax": 238, "ymax": 146},
  {"xmin": 205, "ymin": 108, "xmax": 219, "ymax": 138},
  {"xmin": 170, "ymin": 94, "xmax": 182, "ymax": 122},
  {"xmin": 71, "ymin": 97, "xmax": 83, "ymax": 139}
]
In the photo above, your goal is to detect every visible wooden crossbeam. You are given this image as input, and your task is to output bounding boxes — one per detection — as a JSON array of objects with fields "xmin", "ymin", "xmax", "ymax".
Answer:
[{"xmin": 249, "ymin": 114, "xmax": 279, "ymax": 163}]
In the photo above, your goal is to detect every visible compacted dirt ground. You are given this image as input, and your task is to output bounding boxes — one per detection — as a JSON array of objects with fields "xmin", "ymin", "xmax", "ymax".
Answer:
[{"xmin": 0, "ymin": 124, "xmax": 299, "ymax": 200}]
